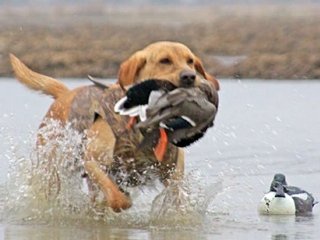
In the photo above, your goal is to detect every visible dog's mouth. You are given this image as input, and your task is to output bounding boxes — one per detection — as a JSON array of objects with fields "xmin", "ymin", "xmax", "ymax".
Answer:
[
  {"xmin": 140, "ymin": 79, "xmax": 178, "ymax": 91},
  {"xmin": 139, "ymin": 77, "xmax": 199, "ymax": 89}
]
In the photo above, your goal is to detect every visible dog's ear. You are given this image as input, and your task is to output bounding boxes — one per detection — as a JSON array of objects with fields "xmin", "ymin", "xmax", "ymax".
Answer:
[
  {"xmin": 117, "ymin": 51, "xmax": 146, "ymax": 88},
  {"xmin": 194, "ymin": 56, "xmax": 220, "ymax": 91}
]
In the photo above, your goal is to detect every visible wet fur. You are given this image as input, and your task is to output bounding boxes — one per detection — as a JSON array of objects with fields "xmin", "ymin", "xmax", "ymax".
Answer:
[{"xmin": 10, "ymin": 41, "xmax": 219, "ymax": 212}]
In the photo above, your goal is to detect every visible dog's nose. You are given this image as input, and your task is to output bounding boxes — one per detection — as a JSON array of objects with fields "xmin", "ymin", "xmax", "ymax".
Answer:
[{"xmin": 180, "ymin": 70, "xmax": 196, "ymax": 87}]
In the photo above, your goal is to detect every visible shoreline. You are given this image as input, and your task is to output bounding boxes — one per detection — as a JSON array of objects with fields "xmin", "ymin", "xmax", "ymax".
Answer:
[{"xmin": 1, "ymin": 5, "xmax": 319, "ymax": 80}]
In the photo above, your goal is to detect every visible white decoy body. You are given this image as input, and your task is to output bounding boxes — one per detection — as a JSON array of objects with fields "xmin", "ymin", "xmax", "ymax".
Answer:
[{"xmin": 258, "ymin": 191, "xmax": 296, "ymax": 215}]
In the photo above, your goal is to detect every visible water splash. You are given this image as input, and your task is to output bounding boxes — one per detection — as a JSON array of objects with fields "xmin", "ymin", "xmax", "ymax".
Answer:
[
  {"xmin": 150, "ymin": 170, "xmax": 223, "ymax": 228},
  {"xmin": 0, "ymin": 119, "xmax": 223, "ymax": 229},
  {"xmin": 1, "ymin": 119, "xmax": 91, "ymax": 224}
]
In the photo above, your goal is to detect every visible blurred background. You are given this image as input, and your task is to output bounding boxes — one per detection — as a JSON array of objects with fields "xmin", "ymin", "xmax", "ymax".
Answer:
[
  {"xmin": 1, "ymin": 2, "xmax": 320, "ymax": 239},
  {"xmin": 0, "ymin": 0, "xmax": 319, "ymax": 80}
]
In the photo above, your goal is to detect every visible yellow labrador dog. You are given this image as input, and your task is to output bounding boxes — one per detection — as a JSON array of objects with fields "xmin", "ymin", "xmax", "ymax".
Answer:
[{"xmin": 10, "ymin": 41, "xmax": 219, "ymax": 212}]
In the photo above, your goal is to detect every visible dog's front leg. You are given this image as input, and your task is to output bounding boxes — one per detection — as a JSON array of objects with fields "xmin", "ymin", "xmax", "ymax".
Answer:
[
  {"xmin": 85, "ymin": 117, "xmax": 131, "ymax": 212},
  {"xmin": 161, "ymin": 148, "xmax": 186, "ymax": 204},
  {"xmin": 84, "ymin": 160, "xmax": 131, "ymax": 212},
  {"xmin": 163, "ymin": 148, "xmax": 185, "ymax": 186},
  {"xmin": 151, "ymin": 148, "xmax": 187, "ymax": 216}
]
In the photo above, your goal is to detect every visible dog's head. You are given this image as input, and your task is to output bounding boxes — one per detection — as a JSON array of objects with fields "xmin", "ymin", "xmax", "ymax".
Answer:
[{"xmin": 117, "ymin": 41, "xmax": 220, "ymax": 90}]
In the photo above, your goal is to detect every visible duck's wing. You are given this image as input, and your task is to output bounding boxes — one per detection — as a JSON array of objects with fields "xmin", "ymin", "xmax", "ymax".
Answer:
[
  {"xmin": 291, "ymin": 192, "xmax": 316, "ymax": 214},
  {"xmin": 285, "ymin": 185, "xmax": 317, "ymax": 210},
  {"xmin": 170, "ymin": 131, "xmax": 205, "ymax": 147},
  {"xmin": 165, "ymin": 89, "xmax": 217, "ymax": 147},
  {"xmin": 137, "ymin": 87, "xmax": 217, "ymax": 128},
  {"xmin": 87, "ymin": 75, "xmax": 110, "ymax": 89},
  {"xmin": 160, "ymin": 116, "xmax": 195, "ymax": 130},
  {"xmin": 167, "ymin": 112, "xmax": 215, "ymax": 147},
  {"xmin": 136, "ymin": 88, "xmax": 217, "ymax": 141},
  {"xmin": 148, "ymin": 88, "xmax": 189, "ymax": 112},
  {"xmin": 135, "ymin": 89, "xmax": 190, "ymax": 129},
  {"xmin": 285, "ymin": 186, "xmax": 308, "ymax": 195},
  {"xmin": 198, "ymin": 79, "xmax": 219, "ymax": 108}
]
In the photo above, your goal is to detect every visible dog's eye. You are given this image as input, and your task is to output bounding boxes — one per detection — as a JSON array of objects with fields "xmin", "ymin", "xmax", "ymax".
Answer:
[
  {"xmin": 159, "ymin": 58, "xmax": 172, "ymax": 65},
  {"xmin": 187, "ymin": 58, "xmax": 194, "ymax": 65}
]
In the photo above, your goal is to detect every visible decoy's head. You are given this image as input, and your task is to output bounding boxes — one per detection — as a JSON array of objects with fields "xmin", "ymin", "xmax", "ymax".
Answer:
[
  {"xmin": 117, "ymin": 41, "xmax": 220, "ymax": 90},
  {"xmin": 270, "ymin": 173, "xmax": 288, "ymax": 198}
]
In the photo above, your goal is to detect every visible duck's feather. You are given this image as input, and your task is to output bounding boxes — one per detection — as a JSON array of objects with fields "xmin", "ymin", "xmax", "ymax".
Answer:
[
  {"xmin": 160, "ymin": 116, "xmax": 194, "ymax": 131},
  {"xmin": 114, "ymin": 79, "xmax": 176, "ymax": 121},
  {"xmin": 114, "ymin": 96, "xmax": 128, "ymax": 113},
  {"xmin": 114, "ymin": 79, "xmax": 219, "ymax": 148},
  {"xmin": 87, "ymin": 75, "xmax": 110, "ymax": 89},
  {"xmin": 137, "ymin": 88, "xmax": 217, "ymax": 129},
  {"xmin": 172, "ymin": 131, "xmax": 205, "ymax": 147},
  {"xmin": 123, "ymin": 79, "xmax": 176, "ymax": 109},
  {"xmin": 285, "ymin": 186, "xmax": 309, "ymax": 195},
  {"xmin": 134, "ymin": 84, "xmax": 218, "ymax": 146}
]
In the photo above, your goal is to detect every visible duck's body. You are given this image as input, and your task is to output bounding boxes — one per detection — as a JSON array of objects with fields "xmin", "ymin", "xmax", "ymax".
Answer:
[
  {"xmin": 114, "ymin": 79, "xmax": 218, "ymax": 146},
  {"xmin": 114, "ymin": 79, "xmax": 218, "ymax": 161},
  {"xmin": 136, "ymin": 84, "xmax": 218, "ymax": 146},
  {"xmin": 258, "ymin": 173, "xmax": 317, "ymax": 215}
]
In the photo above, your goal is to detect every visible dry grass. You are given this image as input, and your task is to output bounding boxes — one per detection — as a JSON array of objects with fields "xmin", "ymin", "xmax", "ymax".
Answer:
[{"xmin": 0, "ymin": 4, "xmax": 320, "ymax": 79}]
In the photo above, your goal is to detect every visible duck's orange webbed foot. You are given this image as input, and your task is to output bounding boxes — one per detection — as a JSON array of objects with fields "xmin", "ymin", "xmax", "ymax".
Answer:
[
  {"xmin": 126, "ymin": 116, "xmax": 137, "ymax": 130},
  {"xmin": 153, "ymin": 128, "xmax": 168, "ymax": 162}
]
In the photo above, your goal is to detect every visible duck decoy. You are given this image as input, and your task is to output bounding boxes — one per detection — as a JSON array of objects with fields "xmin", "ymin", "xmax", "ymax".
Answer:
[
  {"xmin": 258, "ymin": 173, "xmax": 317, "ymax": 215},
  {"xmin": 114, "ymin": 79, "xmax": 219, "ymax": 161}
]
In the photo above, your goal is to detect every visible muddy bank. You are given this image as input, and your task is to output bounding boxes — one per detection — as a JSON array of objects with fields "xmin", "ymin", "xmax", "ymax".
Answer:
[{"xmin": 1, "ymin": 5, "xmax": 320, "ymax": 79}]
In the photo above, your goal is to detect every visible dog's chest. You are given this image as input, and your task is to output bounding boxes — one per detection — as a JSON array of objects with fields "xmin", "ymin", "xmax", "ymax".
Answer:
[
  {"xmin": 100, "ymin": 87, "xmax": 179, "ymax": 188},
  {"xmin": 67, "ymin": 85, "xmax": 179, "ymax": 188},
  {"xmin": 109, "ymin": 140, "xmax": 178, "ymax": 188}
]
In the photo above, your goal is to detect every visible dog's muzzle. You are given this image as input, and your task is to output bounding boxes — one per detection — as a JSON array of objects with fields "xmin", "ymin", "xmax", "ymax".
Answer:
[{"xmin": 179, "ymin": 70, "xmax": 196, "ymax": 87}]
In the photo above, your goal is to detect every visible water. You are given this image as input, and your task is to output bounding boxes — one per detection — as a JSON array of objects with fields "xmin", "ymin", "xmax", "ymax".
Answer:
[{"xmin": 0, "ymin": 78, "xmax": 319, "ymax": 239}]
